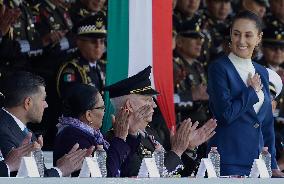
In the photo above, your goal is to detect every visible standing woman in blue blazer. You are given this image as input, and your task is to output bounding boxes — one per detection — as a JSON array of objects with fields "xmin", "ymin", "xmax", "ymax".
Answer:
[{"xmin": 207, "ymin": 10, "xmax": 281, "ymax": 176}]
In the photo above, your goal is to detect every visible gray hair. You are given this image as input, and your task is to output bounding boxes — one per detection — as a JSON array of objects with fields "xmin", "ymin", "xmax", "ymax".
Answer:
[{"xmin": 110, "ymin": 94, "xmax": 136, "ymax": 115}]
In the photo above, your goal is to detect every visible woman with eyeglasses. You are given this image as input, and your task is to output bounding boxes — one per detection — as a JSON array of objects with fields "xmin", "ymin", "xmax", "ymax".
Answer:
[{"xmin": 53, "ymin": 83, "xmax": 130, "ymax": 177}]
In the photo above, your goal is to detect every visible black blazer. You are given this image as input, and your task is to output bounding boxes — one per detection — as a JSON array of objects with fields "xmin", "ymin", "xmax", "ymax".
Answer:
[
  {"xmin": 0, "ymin": 109, "xmax": 59, "ymax": 177},
  {"xmin": 0, "ymin": 161, "xmax": 8, "ymax": 177}
]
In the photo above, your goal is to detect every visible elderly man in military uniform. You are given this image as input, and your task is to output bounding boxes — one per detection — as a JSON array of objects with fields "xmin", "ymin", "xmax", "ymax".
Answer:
[
  {"xmin": 69, "ymin": 0, "xmax": 106, "ymax": 27},
  {"xmin": 173, "ymin": 22, "xmax": 209, "ymax": 125},
  {"xmin": 105, "ymin": 66, "xmax": 217, "ymax": 177},
  {"xmin": 56, "ymin": 14, "xmax": 106, "ymax": 97},
  {"xmin": 201, "ymin": 0, "xmax": 232, "ymax": 60}
]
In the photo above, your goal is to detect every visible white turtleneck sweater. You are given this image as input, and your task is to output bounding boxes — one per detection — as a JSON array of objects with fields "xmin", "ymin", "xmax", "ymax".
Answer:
[{"xmin": 228, "ymin": 52, "xmax": 264, "ymax": 114}]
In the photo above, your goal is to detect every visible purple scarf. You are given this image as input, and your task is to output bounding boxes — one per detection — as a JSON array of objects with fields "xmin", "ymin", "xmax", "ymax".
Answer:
[{"xmin": 57, "ymin": 116, "xmax": 110, "ymax": 149}]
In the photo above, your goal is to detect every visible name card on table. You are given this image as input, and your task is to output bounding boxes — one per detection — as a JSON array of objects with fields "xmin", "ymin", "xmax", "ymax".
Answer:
[
  {"xmin": 16, "ymin": 157, "xmax": 40, "ymax": 177},
  {"xmin": 249, "ymin": 159, "xmax": 269, "ymax": 178},
  {"xmin": 196, "ymin": 158, "xmax": 217, "ymax": 178},
  {"xmin": 138, "ymin": 157, "xmax": 160, "ymax": 178},
  {"xmin": 79, "ymin": 157, "xmax": 102, "ymax": 178}
]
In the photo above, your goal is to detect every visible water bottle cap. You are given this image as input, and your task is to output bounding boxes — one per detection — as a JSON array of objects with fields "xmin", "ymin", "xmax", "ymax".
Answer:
[
  {"xmin": 262, "ymin": 147, "xmax": 268, "ymax": 151},
  {"xmin": 211, "ymin": 147, "xmax": 218, "ymax": 150},
  {"xmin": 96, "ymin": 145, "xmax": 104, "ymax": 150}
]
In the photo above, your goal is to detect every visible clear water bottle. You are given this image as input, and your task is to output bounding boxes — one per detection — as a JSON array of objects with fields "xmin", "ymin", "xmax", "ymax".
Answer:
[
  {"xmin": 259, "ymin": 147, "xmax": 272, "ymax": 177},
  {"xmin": 153, "ymin": 145, "xmax": 166, "ymax": 177},
  {"xmin": 0, "ymin": 150, "xmax": 4, "ymax": 161},
  {"xmin": 208, "ymin": 147, "xmax": 220, "ymax": 177},
  {"xmin": 32, "ymin": 149, "xmax": 45, "ymax": 177},
  {"xmin": 96, "ymin": 145, "xmax": 107, "ymax": 177}
]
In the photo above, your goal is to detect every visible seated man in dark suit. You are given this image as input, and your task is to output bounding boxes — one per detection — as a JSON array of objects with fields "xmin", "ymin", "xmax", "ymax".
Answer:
[{"xmin": 0, "ymin": 71, "xmax": 93, "ymax": 177}]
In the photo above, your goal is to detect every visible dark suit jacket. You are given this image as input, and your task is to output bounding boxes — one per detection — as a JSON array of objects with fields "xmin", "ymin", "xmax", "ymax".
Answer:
[
  {"xmin": 0, "ymin": 161, "xmax": 8, "ymax": 177},
  {"xmin": 207, "ymin": 56, "xmax": 276, "ymax": 175},
  {"xmin": 0, "ymin": 109, "xmax": 59, "ymax": 177}
]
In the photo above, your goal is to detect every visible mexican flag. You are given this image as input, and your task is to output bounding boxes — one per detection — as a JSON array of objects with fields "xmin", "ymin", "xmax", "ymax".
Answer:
[{"xmin": 101, "ymin": 0, "xmax": 175, "ymax": 132}]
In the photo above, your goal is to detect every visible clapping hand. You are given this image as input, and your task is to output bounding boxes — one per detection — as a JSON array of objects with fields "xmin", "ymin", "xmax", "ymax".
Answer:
[
  {"xmin": 170, "ymin": 118, "xmax": 199, "ymax": 157},
  {"xmin": 4, "ymin": 132, "xmax": 39, "ymax": 172},
  {"xmin": 112, "ymin": 106, "xmax": 130, "ymax": 141},
  {"xmin": 187, "ymin": 119, "xmax": 217, "ymax": 150},
  {"xmin": 128, "ymin": 104, "xmax": 153, "ymax": 135},
  {"xmin": 56, "ymin": 143, "xmax": 94, "ymax": 176}
]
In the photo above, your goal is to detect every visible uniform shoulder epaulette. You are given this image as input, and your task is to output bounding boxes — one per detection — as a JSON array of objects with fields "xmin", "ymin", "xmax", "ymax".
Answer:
[
  {"xmin": 58, "ymin": 59, "xmax": 78, "ymax": 75},
  {"xmin": 174, "ymin": 57, "xmax": 183, "ymax": 65},
  {"xmin": 98, "ymin": 59, "xmax": 107, "ymax": 65},
  {"xmin": 101, "ymin": 10, "xmax": 107, "ymax": 16},
  {"xmin": 33, "ymin": 3, "xmax": 41, "ymax": 13},
  {"xmin": 67, "ymin": 59, "xmax": 86, "ymax": 71},
  {"xmin": 79, "ymin": 8, "xmax": 89, "ymax": 17}
]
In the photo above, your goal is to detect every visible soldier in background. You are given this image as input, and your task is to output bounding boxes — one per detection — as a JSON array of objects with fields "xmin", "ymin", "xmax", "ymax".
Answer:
[
  {"xmin": 201, "ymin": 0, "xmax": 232, "ymax": 61},
  {"xmin": 259, "ymin": 23, "xmax": 284, "ymax": 147},
  {"xmin": 0, "ymin": 2, "xmax": 21, "ymax": 77},
  {"xmin": 264, "ymin": 0, "xmax": 284, "ymax": 28},
  {"xmin": 33, "ymin": 0, "xmax": 76, "ymax": 88},
  {"xmin": 259, "ymin": 25, "xmax": 284, "ymax": 118},
  {"xmin": 173, "ymin": 22, "xmax": 209, "ymax": 125},
  {"xmin": 0, "ymin": 0, "xmax": 43, "ymax": 73},
  {"xmin": 240, "ymin": 0, "xmax": 269, "ymax": 18},
  {"xmin": 173, "ymin": 0, "xmax": 213, "ymax": 69},
  {"xmin": 56, "ymin": 14, "xmax": 106, "ymax": 98},
  {"xmin": 69, "ymin": 0, "xmax": 106, "ymax": 27},
  {"xmin": 173, "ymin": 0, "xmax": 203, "ymax": 32}
]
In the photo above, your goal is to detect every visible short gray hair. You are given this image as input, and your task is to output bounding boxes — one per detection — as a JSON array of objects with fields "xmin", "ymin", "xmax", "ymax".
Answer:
[{"xmin": 110, "ymin": 94, "xmax": 136, "ymax": 115}]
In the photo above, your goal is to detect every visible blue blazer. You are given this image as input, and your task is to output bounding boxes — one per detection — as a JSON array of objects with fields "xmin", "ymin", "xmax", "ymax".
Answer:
[{"xmin": 207, "ymin": 55, "xmax": 277, "ymax": 174}]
